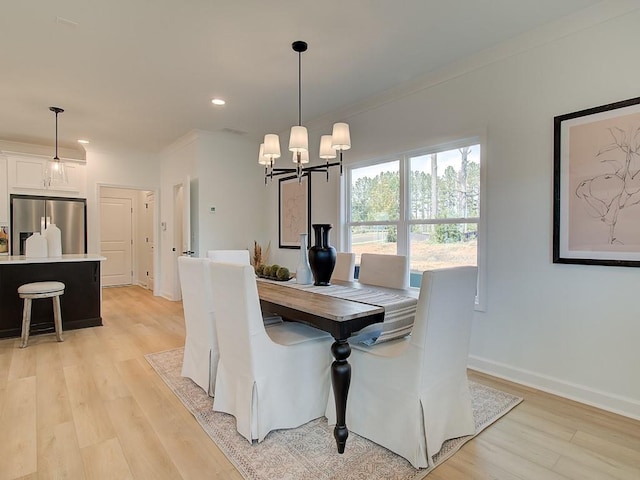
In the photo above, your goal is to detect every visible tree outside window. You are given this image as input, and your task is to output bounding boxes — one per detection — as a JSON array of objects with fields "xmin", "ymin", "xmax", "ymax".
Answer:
[{"xmin": 347, "ymin": 142, "xmax": 481, "ymax": 288}]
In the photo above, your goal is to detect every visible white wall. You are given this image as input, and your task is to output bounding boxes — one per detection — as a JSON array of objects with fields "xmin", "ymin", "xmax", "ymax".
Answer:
[
  {"xmin": 160, "ymin": 130, "xmax": 268, "ymax": 299},
  {"xmin": 160, "ymin": 133, "xmax": 197, "ymax": 299},
  {"xmin": 195, "ymin": 131, "xmax": 268, "ymax": 254},
  {"xmin": 268, "ymin": 7, "xmax": 640, "ymax": 418},
  {"xmin": 85, "ymin": 148, "xmax": 160, "ymax": 256}
]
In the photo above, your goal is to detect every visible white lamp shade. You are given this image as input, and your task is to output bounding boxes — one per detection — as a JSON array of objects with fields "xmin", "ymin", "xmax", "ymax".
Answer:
[
  {"xmin": 258, "ymin": 143, "xmax": 270, "ymax": 165},
  {"xmin": 319, "ymin": 135, "xmax": 337, "ymax": 159},
  {"xmin": 289, "ymin": 125, "xmax": 308, "ymax": 153},
  {"xmin": 331, "ymin": 122, "xmax": 351, "ymax": 151},
  {"xmin": 263, "ymin": 134, "xmax": 281, "ymax": 159},
  {"xmin": 292, "ymin": 150, "xmax": 309, "ymax": 164}
]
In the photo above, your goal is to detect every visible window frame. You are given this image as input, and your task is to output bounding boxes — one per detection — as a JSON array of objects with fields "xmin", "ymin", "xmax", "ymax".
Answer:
[{"xmin": 343, "ymin": 135, "xmax": 487, "ymax": 310}]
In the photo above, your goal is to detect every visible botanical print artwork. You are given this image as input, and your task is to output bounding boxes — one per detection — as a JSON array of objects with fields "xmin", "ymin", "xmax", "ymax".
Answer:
[
  {"xmin": 280, "ymin": 177, "xmax": 308, "ymax": 245},
  {"xmin": 568, "ymin": 111, "xmax": 640, "ymax": 251}
]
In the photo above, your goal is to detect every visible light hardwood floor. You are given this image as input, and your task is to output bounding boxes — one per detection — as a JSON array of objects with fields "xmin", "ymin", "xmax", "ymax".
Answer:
[{"xmin": 0, "ymin": 285, "xmax": 638, "ymax": 479}]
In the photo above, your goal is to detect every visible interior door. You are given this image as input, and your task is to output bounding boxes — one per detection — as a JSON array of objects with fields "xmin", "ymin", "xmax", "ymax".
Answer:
[{"xmin": 100, "ymin": 197, "xmax": 133, "ymax": 286}]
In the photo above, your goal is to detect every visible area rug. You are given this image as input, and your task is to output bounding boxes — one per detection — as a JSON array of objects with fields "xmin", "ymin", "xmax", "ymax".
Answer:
[{"xmin": 146, "ymin": 348, "xmax": 522, "ymax": 480}]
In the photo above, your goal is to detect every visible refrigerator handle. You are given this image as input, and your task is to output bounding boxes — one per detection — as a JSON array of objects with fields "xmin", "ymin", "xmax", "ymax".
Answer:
[{"xmin": 40, "ymin": 217, "xmax": 46, "ymax": 234}]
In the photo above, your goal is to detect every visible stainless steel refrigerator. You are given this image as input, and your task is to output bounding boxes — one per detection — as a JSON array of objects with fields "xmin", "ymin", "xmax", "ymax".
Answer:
[{"xmin": 10, "ymin": 195, "xmax": 87, "ymax": 255}]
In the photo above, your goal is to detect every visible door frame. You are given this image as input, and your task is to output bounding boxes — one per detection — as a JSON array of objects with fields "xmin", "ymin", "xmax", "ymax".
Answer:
[{"xmin": 96, "ymin": 183, "xmax": 160, "ymax": 296}]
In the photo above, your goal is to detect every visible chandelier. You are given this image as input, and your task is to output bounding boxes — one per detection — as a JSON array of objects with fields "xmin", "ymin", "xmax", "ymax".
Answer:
[
  {"xmin": 44, "ymin": 106, "xmax": 68, "ymax": 187},
  {"xmin": 259, "ymin": 41, "xmax": 351, "ymax": 184}
]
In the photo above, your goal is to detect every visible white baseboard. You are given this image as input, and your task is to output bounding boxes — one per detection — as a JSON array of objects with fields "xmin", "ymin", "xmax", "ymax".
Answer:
[{"xmin": 468, "ymin": 354, "xmax": 640, "ymax": 421}]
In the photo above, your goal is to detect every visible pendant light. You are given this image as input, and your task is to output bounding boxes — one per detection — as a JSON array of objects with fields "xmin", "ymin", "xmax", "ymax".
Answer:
[
  {"xmin": 44, "ymin": 107, "xmax": 68, "ymax": 187},
  {"xmin": 259, "ymin": 41, "xmax": 351, "ymax": 183}
]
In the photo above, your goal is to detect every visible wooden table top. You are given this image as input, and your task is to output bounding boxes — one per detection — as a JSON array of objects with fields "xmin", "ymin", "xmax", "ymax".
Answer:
[
  {"xmin": 256, "ymin": 279, "xmax": 416, "ymax": 340},
  {"xmin": 257, "ymin": 280, "xmax": 384, "ymax": 322}
]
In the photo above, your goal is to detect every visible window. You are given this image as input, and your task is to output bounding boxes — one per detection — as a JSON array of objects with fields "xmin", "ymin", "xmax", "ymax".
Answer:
[{"xmin": 345, "ymin": 138, "xmax": 484, "ymax": 307}]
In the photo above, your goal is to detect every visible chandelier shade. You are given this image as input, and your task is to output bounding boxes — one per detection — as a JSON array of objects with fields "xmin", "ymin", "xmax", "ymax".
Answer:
[
  {"xmin": 258, "ymin": 143, "xmax": 269, "ymax": 165},
  {"xmin": 263, "ymin": 134, "xmax": 281, "ymax": 160},
  {"xmin": 259, "ymin": 40, "xmax": 351, "ymax": 183},
  {"xmin": 293, "ymin": 150, "xmax": 309, "ymax": 164},
  {"xmin": 319, "ymin": 135, "xmax": 337, "ymax": 159},
  {"xmin": 289, "ymin": 125, "xmax": 308, "ymax": 153},
  {"xmin": 331, "ymin": 123, "xmax": 351, "ymax": 151}
]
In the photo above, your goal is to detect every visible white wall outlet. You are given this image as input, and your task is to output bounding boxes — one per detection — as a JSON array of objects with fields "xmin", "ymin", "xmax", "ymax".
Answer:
[{"xmin": 209, "ymin": 206, "xmax": 216, "ymax": 213}]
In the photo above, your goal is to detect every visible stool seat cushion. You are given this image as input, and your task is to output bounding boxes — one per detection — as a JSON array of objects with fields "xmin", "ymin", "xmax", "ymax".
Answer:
[{"xmin": 18, "ymin": 281, "xmax": 65, "ymax": 295}]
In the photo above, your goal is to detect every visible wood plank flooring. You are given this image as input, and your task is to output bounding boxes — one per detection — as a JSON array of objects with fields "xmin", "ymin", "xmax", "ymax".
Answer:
[{"xmin": 0, "ymin": 285, "xmax": 638, "ymax": 479}]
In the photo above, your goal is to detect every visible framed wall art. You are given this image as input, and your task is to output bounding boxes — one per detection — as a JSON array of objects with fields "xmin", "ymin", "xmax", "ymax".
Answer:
[
  {"xmin": 553, "ymin": 96, "xmax": 640, "ymax": 266},
  {"xmin": 0, "ymin": 225, "xmax": 8, "ymax": 255},
  {"xmin": 278, "ymin": 174, "xmax": 311, "ymax": 249}
]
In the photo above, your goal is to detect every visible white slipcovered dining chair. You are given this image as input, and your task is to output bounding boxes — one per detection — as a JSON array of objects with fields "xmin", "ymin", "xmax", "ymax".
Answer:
[
  {"xmin": 206, "ymin": 249, "xmax": 282, "ymax": 326},
  {"xmin": 331, "ymin": 252, "xmax": 356, "ymax": 282},
  {"xmin": 209, "ymin": 262, "xmax": 332, "ymax": 443},
  {"xmin": 206, "ymin": 249, "xmax": 250, "ymax": 264},
  {"xmin": 327, "ymin": 266, "xmax": 478, "ymax": 468},
  {"xmin": 178, "ymin": 256, "xmax": 217, "ymax": 396},
  {"xmin": 358, "ymin": 253, "xmax": 409, "ymax": 289}
]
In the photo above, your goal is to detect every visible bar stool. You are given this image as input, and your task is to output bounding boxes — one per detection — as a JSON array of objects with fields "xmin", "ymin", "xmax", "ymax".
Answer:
[{"xmin": 18, "ymin": 281, "xmax": 65, "ymax": 348}]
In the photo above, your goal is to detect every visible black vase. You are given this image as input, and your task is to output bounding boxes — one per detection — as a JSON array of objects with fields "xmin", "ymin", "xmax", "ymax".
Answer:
[{"xmin": 308, "ymin": 224, "xmax": 337, "ymax": 286}]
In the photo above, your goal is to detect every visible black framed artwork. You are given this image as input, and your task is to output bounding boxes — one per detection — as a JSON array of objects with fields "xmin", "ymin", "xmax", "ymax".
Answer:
[
  {"xmin": 553, "ymin": 96, "xmax": 640, "ymax": 266},
  {"xmin": 278, "ymin": 174, "xmax": 311, "ymax": 249}
]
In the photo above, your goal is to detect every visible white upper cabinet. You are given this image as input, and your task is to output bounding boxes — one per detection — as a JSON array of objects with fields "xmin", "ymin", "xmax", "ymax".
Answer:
[
  {"xmin": 0, "ymin": 155, "xmax": 7, "ymax": 224},
  {"xmin": 5, "ymin": 152, "xmax": 86, "ymax": 198}
]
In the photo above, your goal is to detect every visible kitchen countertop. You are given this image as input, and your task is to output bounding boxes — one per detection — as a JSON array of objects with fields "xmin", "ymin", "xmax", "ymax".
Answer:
[{"xmin": 0, "ymin": 254, "xmax": 106, "ymax": 264}]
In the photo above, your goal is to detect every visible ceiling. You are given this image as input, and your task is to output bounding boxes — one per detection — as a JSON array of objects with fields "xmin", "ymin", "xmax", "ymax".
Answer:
[{"xmin": 0, "ymin": 0, "xmax": 600, "ymax": 155}]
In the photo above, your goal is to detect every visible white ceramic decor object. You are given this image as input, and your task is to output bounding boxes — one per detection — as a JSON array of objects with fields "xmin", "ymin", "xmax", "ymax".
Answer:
[
  {"xmin": 45, "ymin": 223, "xmax": 62, "ymax": 257},
  {"xmin": 296, "ymin": 233, "xmax": 313, "ymax": 285},
  {"xmin": 25, "ymin": 232, "xmax": 48, "ymax": 258}
]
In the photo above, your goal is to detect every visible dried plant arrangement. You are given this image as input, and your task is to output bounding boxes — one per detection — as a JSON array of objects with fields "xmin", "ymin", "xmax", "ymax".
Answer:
[{"xmin": 250, "ymin": 240, "xmax": 271, "ymax": 271}]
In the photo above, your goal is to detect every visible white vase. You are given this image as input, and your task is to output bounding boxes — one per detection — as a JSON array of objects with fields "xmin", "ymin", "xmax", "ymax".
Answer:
[
  {"xmin": 25, "ymin": 232, "xmax": 48, "ymax": 258},
  {"xmin": 296, "ymin": 233, "xmax": 313, "ymax": 285},
  {"xmin": 44, "ymin": 223, "xmax": 62, "ymax": 257}
]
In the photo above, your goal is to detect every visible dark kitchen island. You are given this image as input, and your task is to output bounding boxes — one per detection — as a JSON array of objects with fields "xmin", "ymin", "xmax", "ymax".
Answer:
[{"xmin": 0, "ymin": 254, "xmax": 105, "ymax": 339}]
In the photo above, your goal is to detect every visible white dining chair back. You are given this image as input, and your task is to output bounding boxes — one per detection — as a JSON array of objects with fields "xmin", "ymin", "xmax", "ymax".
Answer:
[
  {"xmin": 331, "ymin": 252, "xmax": 356, "ymax": 282},
  {"xmin": 326, "ymin": 266, "xmax": 478, "ymax": 468},
  {"xmin": 178, "ymin": 256, "xmax": 217, "ymax": 396},
  {"xmin": 206, "ymin": 248, "xmax": 282, "ymax": 326},
  {"xmin": 358, "ymin": 253, "xmax": 409, "ymax": 289},
  {"xmin": 206, "ymin": 249, "xmax": 250, "ymax": 264},
  {"xmin": 209, "ymin": 262, "xmax": 332, "ymax": 443}
]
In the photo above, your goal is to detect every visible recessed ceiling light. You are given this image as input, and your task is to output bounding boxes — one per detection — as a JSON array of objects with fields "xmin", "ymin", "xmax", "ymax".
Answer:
[
  {"xmin": 77, "ymin": 139, "xmax": 90, "ymax": 144},
  {"xmin": 211, "ymin": 98, "xmax": 226, "ymax": 106}
]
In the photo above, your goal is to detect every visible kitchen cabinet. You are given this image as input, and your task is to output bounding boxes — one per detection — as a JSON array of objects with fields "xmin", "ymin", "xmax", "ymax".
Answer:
[
  {"xmin": 0, "ymin": 156, "xmax": 7, "ymax": 224},
  {"xmin": 6, "ymin": 152, "xmax": 86, "ymax": 198}
]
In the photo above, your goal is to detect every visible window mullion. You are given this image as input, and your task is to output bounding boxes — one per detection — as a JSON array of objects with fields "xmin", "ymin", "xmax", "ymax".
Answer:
[{"xmin": 396, "ymin": 154, "xmax": 408, "ymax": 257}]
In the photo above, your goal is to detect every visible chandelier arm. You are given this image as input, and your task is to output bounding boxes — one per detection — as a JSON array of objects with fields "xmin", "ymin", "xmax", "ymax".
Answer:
[{"xmin": 303, "ymin": 161, "xmax": 341, "ymax": 172}]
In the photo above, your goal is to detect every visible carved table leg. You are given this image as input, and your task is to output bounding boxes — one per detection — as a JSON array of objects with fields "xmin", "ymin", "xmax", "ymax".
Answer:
[{"xmin": 331, "ymin": 339, "xmax": 351, "ymax": 453}]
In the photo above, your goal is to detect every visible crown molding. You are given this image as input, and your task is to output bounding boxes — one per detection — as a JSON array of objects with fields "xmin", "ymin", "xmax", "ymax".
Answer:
[{"xmin": 0, "ymin": 139, "xmax": 85, "ymax": 161}]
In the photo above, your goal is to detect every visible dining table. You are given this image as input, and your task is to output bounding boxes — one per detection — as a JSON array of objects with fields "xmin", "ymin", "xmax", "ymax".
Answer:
[{"xmin": 256, "ymin": 278, "xmax": 418, "ymax": 454}]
